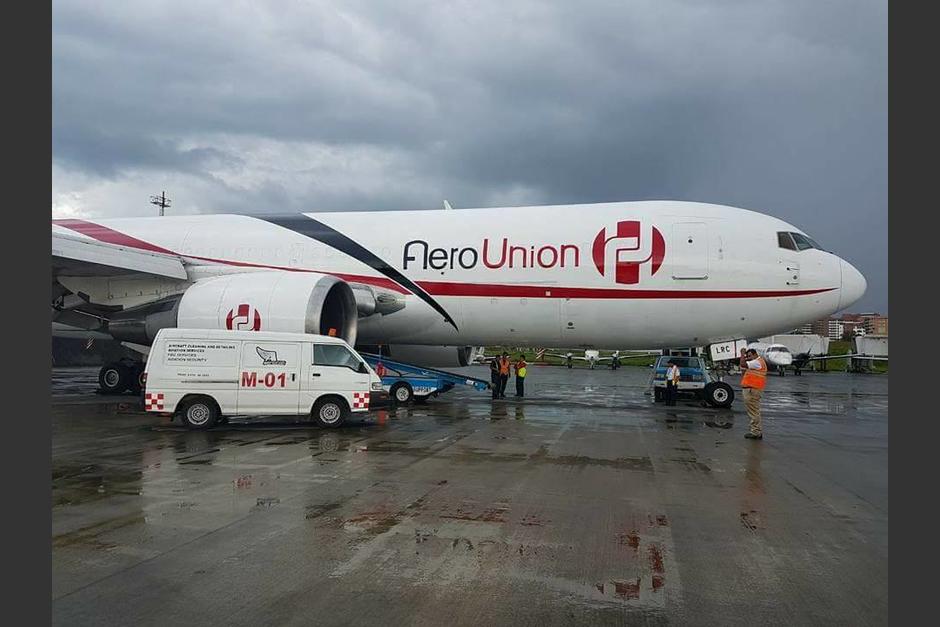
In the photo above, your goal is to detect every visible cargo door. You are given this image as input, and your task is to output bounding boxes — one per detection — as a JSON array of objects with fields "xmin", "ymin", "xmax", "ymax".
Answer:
[
  {"xmin": 237, "ymin": 341, "xmax": 301, "ymax": 414},
  {"xmin": 670, "ymin": 223, "xmax": 709, "ymax": 280}
]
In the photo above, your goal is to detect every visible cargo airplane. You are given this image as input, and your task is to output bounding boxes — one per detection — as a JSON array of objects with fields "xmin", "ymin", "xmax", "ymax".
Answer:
[{"xmin": 51, "ymin": 201, "xmax": 866, "ymax": 393}]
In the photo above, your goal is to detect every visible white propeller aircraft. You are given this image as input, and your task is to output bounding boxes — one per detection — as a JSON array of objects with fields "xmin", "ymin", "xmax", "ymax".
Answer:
[
  {"xmin": 747, "ymin": 341, "xmax": 795, "ymax": 375},
  {"xmin": 52, "ymin": 200, "xmax": 866, "ymax": 392},
  {"xmin": 536, "ymin": 349, "xmax": 659, "ymax": 369}
]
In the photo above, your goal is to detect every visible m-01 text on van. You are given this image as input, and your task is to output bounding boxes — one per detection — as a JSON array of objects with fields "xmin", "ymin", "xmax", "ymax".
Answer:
[{"xmin": 143, "ymin": 329, "xmax": 383, "ymax": 429}]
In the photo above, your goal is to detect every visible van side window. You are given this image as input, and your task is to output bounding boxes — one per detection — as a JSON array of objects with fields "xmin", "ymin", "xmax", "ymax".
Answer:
[{"xmin": 314, "ymin": 344, "xmax": 360, "ymax": 370}]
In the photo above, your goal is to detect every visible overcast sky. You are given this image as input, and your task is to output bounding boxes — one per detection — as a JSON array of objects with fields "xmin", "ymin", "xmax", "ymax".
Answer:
[{"xmin": 52, "ymin": 0, "xmax": 887, "ymax": 312}]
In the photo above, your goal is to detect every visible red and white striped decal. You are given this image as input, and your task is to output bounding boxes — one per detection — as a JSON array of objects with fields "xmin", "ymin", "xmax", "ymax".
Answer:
[
  {"xmin": 144, "ymin": 392, "xmax": 165, "ymax": 411},
  {"xmin": 352, "ymin": 392, "xmax": 370, "ymax": 410}
]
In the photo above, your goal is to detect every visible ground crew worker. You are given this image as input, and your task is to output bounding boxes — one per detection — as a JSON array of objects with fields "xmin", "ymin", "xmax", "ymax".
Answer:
[
  {"xmin": 514, "ymin": 354, "xmax": 528, "ymax": 397},
  {"xmin": 740, "ymin": 348, "xmax": 768, "ymax": 439},
  {"xmin": 490, "ymin": 357, "xmax": 500, "ymax": 399},
  {"xmin": 665, "ymin": 359, "xmax": 680, "ymax": 406},
  {"xmin": 497, "ymin": 352, "xmax": 511, "ymax": 398}
]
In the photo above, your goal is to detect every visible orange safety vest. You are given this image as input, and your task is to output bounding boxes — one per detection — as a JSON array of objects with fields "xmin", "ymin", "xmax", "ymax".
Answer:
[
  {"xmin": 515, "ymin": 360, "xmax": 527, "ymax": 377},
  {"xmin": 499, "ymin": 358, "xmax": 511, "ymax": 375},
  {"xmin": 741, "ymin": 356, "xmax": 768, "ymax": 389}
]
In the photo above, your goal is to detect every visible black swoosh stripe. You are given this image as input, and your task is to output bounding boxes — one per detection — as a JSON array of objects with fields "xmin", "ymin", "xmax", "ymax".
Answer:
[{"xmin": 257, "ymin": 214, "xmax": 459, "ymax": 330}]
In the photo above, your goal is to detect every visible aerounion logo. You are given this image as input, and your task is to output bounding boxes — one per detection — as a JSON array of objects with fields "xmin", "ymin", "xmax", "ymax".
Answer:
[
  {"xmin": 592, "ymin": 220, "xmax": 666, "ymax": 285},
  {"xmin": 226, "ymin": 304, "xmax": 262, "ymax": 331}
]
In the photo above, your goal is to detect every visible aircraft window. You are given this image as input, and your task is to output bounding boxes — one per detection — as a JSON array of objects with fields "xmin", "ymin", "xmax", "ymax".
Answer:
[
  {"xmin": 790, "ymin": 232, "xmax": 815, "ymax": 251},
  {"xmin": 804, "ymin": 236, "xmax": 825, "ymax": 251},
  {"xmin": 777, "ymin": 232, "xmax": 797, "ymax": 250}
]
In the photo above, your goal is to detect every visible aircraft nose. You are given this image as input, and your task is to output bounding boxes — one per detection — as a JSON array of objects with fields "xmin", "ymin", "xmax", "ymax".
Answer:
[{"xmin": 839, "ymin": 259, "xmax": 867, "ymax": 310}]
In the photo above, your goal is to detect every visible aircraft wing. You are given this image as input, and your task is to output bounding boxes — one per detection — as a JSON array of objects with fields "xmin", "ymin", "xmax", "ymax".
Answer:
[
  {"xmin": 801, "ymin": 353, "xmax": 889, "ymax": 362},
  {"xmin": 53, "ymin": 231, "xmax": 188, "ymax": 279},
  {"xmin": 540, "ymin": 352, "xmax": 576, "ymax": 360}
]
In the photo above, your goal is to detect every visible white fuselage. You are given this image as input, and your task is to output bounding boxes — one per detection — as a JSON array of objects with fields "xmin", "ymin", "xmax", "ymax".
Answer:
[{"xmin": 52, "ymin": 201, "xmax": 867, "ymax": 349}]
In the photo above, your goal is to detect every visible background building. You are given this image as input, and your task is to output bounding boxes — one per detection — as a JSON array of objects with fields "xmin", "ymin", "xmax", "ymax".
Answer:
[{"xmin": 806, "ymin": 313, "xmax": 888, "ymax": 341}]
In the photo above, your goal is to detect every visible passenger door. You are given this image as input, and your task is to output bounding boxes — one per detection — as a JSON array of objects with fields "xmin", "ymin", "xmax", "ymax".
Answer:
[
  {"xmin": 307, "ymin": 344, "xmax": 370, "ymax": 408},
  {"xmin": 236, "ymin": 341, "xmax": 301, "ymax": 415}
]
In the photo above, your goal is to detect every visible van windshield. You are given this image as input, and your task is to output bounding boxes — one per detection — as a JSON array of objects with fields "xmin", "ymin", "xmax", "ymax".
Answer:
[{"xmin": 314, "ymin": 344, "xmax": 361, "ymax": 370}]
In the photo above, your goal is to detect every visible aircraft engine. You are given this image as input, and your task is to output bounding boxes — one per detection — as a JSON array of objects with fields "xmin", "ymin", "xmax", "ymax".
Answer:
[
  {"xmin": 108, "ymin": 272, "xmax": 359, "ymax": 346},
  {"xmin": 360, "ymin": 344, "xmax": 474, "ymax": 368}
]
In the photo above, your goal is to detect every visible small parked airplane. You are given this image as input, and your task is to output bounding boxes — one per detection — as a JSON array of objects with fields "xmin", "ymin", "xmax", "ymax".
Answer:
[{"xmin": 536, "ymin": 348, "xmax": 660, "ymax": 369}]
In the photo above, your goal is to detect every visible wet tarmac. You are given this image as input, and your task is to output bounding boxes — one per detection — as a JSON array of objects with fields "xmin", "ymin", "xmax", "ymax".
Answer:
[{"xmin": 52, "ymin": 365, "xmax": 888, "ymax": 625}]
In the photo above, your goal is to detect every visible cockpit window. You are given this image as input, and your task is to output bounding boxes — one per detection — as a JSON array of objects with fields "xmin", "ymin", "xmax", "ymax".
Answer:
[
  {"xmin": 804, "ymin": 235, "xmax": 824, "ymax": 250},
  {"xmin": 779, "ymin": 231, "xmax": 827, "ymax": 252},
  {"xmin": 790, "ymin": 232, "xmax": 815, "ymax": 251},
  {"xmin": 777, "ymin": 232, "xmax": 797, "ymax": 250}
]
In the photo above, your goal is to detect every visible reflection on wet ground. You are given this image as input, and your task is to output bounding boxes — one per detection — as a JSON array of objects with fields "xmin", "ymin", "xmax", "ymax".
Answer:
[{"xmin": 52, "ymin": 365, "xmax": 887, "ymax": 625}]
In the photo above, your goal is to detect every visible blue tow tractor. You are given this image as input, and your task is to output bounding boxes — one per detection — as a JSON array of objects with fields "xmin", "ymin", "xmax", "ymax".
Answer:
[{"xmin": 360, "ymin": 353, "xmax": 491, "ymax": 405}]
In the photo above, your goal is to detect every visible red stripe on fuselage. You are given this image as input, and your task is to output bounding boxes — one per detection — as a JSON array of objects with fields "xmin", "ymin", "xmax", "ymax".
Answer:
[
  {"xmin": 415, "ymin": 281, "xmax": 835, "ymax": 299},
  {"xmin": 53, "ymin": 219, "xmax": 177, "ymax": 255},
  {"xmin": 53, "ymin": 219, "xmax": 837, "ymax": 300}
]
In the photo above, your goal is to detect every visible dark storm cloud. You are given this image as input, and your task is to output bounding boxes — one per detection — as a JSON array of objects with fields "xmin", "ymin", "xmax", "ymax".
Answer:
[{"xmin": 52, "ymin": 0, "xmax": 887, "ymax": 311}]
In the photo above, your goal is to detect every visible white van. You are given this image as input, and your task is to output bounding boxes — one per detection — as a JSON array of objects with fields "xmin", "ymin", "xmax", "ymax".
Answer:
[{"xmin": 143, "ymin": 328, "xmax": 383, "ymax": 429}]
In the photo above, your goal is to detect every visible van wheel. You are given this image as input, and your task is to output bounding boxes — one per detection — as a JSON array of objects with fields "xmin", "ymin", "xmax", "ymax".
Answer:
[
  {"xmin": 98, "ymin": 363, "xmax": 129, "ymax": 394},
  {"xmin": 178, "ymin": 397, "xmax": 219, "ymax": 430},
  {"xmin": 703, "ymin": 382, "xmax": 734, "ymax": 408},
  {"xmin": 312, "ymin": 397, "xmax": 349, "ymax": 428},
  {"xmin": 390, "ymin": 382, "xmax": 414, "ymax": 405}
]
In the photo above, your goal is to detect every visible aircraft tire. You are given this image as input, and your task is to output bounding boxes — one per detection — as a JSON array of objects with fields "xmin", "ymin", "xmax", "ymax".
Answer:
[
  {"xmin": 98, "ymin": 363, "xmax": 130, "ymax": 394},
  {"xmin": 129, "ymin": 363, "xmax": 146, "ymax": 394}
]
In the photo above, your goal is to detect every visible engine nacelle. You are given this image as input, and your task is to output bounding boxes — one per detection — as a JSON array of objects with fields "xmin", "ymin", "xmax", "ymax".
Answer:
[
  {"xmin": 108, "ymin": 272, "xmax": 358, "ymax": 345},
  {"xmin": 361, "ymin": 344, "xmax": 473, "ymax": 368}
]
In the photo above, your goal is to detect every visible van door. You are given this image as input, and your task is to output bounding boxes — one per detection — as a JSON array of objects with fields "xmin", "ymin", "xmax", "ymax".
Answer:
[
  {"xmin": 236, "ymin": 340, "xmax": 301, "ymax": 415},
  {"xmin": 307, "ymin": 343, "xmax": 370, "ymax": 410},
  {"xmin": 670, "ymin": 223, "xmax": 709, "ymax": 280}
]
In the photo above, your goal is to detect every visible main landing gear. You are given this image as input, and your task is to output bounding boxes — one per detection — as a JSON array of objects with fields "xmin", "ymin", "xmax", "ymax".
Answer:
[{"xmin": 98, "ymin": 359, "xmax": 145, "ymax": 395}]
